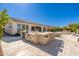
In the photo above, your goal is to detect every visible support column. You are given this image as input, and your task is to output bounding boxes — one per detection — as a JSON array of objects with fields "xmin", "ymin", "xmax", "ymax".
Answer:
[
  {"xmin": 20, "ymin": 24, "xmax": 22, "ymax": 37},
  {"xmin": 41, "ymin": 26, "xmax": 43, "ymax": 32},
  {"xmin": 28, "ymin": 25, "xmax": 32, "ymax": 32},
  {"xmin": 25, "ymin": 25, "xmax": 26, "ymax": 30}
]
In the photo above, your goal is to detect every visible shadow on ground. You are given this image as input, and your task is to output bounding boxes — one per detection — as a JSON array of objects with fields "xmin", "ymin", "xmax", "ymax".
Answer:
[
  {"xmin": 3, "ymin": 35, "xmax": 64, "ymax": 56},
  {"xmin": 2, "ymin": 36, "xmax": 21, "ymax": 43},
  {"xmin": 22, "ymin": 38, "xmax": 64, "ymax": 56},
  {"xmin": 3, "ymin": 33, "xmax": 21, "ymax": 43}
]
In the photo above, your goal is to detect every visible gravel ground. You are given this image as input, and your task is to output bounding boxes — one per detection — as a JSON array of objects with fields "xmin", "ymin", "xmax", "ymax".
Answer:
[{"xmin": 1, "ymin": 34, "xmax": 79, "ymax": 56}]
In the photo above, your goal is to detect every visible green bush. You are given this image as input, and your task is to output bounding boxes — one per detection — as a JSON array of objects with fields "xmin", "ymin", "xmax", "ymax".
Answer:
[{"xmin": 0, "ymin": 9, "xmax": 9, "ymax": 39}]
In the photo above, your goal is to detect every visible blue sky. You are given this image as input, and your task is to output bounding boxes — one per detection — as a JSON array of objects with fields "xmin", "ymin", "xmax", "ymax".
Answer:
[{"xmin": 0, "ymin": 3, "xmax": 79, "ymax": 27}]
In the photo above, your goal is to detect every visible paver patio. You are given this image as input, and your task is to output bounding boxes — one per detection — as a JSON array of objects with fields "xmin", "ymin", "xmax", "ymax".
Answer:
[{"xmin": 1, "ymin": 34, "xmax": 79, "ymax": 56}]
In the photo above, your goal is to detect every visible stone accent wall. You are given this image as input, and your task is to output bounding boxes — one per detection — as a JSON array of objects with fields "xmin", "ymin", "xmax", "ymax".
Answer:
[{"xmin": 24, "ymin": 32, "xmax": 54, "ymax": 45}]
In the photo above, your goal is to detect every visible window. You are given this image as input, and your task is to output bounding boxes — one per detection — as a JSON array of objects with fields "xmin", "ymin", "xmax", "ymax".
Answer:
[
  {"xmin": 22, "ymin": 25, "xmax": 26, "ymax": 30},
  {"xmin": 17, "ymin": 24, "xmax": 21, "ymax": 34},
  {"xmin": 9, "ymin": 26, "xmax": 12, "ymax": 28},
  {"xmin": 17, "ymin": 24, "xmax": 21, "ymax": 29}
]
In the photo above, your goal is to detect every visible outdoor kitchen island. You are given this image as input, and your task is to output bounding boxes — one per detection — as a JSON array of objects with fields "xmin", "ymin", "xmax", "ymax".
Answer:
[{"xmin": 23, "ymin": 32, "xmax": 55, "ymax": 45}]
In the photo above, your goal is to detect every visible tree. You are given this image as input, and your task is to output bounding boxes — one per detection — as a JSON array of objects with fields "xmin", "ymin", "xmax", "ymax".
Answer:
[
  {"xmin": 0, "ymin": 9, "xmax": 9, "ymax": 39},
  {"xmin": 0, "ymin": 9, "xmax": 9, "ymax": 56},
  {"xmin": 68, "ymin": 23, "xmax": 79, "ymax": 33},
  {"xmin": 50, "ymin": 27, "xmax": 62, "ymax": 32},
  {"xmin": 62, "ymin": 26, "xmax": 68, "ymax": 30}
]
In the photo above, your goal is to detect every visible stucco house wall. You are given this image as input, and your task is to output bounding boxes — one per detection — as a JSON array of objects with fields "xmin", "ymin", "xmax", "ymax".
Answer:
[
  {"xmin": 4, "ymin": 19, "xmax": 17, "ymax": 35},
  {"xmin": 4, "ymin": 17, "xmax": 53, "ymax": 35}
]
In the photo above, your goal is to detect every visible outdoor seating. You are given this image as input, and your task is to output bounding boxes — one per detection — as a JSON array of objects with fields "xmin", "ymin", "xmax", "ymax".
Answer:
[{"xmin": 24, "ymin": 32, "xmax": 54, "ymax": 45}]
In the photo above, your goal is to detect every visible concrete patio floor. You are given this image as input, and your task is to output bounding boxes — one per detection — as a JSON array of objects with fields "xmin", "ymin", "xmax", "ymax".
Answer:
[{"xmin": 1, "ymin": 34, "xmax": 79, "ymax": 56}]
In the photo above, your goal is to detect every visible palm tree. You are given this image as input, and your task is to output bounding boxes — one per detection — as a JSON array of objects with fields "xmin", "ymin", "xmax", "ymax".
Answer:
[{"xmin": 0, "ymin": 9, "xmax": 9, "ymax": 56}]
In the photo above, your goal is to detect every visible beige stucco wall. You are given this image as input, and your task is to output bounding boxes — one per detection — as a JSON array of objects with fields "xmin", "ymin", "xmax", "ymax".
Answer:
[
  {"xmin": 4, "ymin": 19, "xmax": 17, "ymax": 35},
  {"xmin": 5, "ymin": 23, "xmax": 13, "ymax": 35},
  {"xmin": 12, "ymin": 22, "xmax": 17, "ymax": 35},
  {"xmin": 13, "ymin": 20, "xmax": 48, "ymax": 32},
  {"xmin": 4, "ymin": 18, "xmax": 53, "ymax": 35}
]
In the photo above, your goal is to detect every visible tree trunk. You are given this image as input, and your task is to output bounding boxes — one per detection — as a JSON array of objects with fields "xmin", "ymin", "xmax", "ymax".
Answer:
[{"xmin": 0, "ymin": 40, "xmax": 3, "ymax": 56}]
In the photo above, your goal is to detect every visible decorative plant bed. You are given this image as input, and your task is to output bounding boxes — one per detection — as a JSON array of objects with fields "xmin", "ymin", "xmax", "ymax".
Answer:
[{"xmin": 23, "ymin": 32, "xmax": 54, "ymax": 45}]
